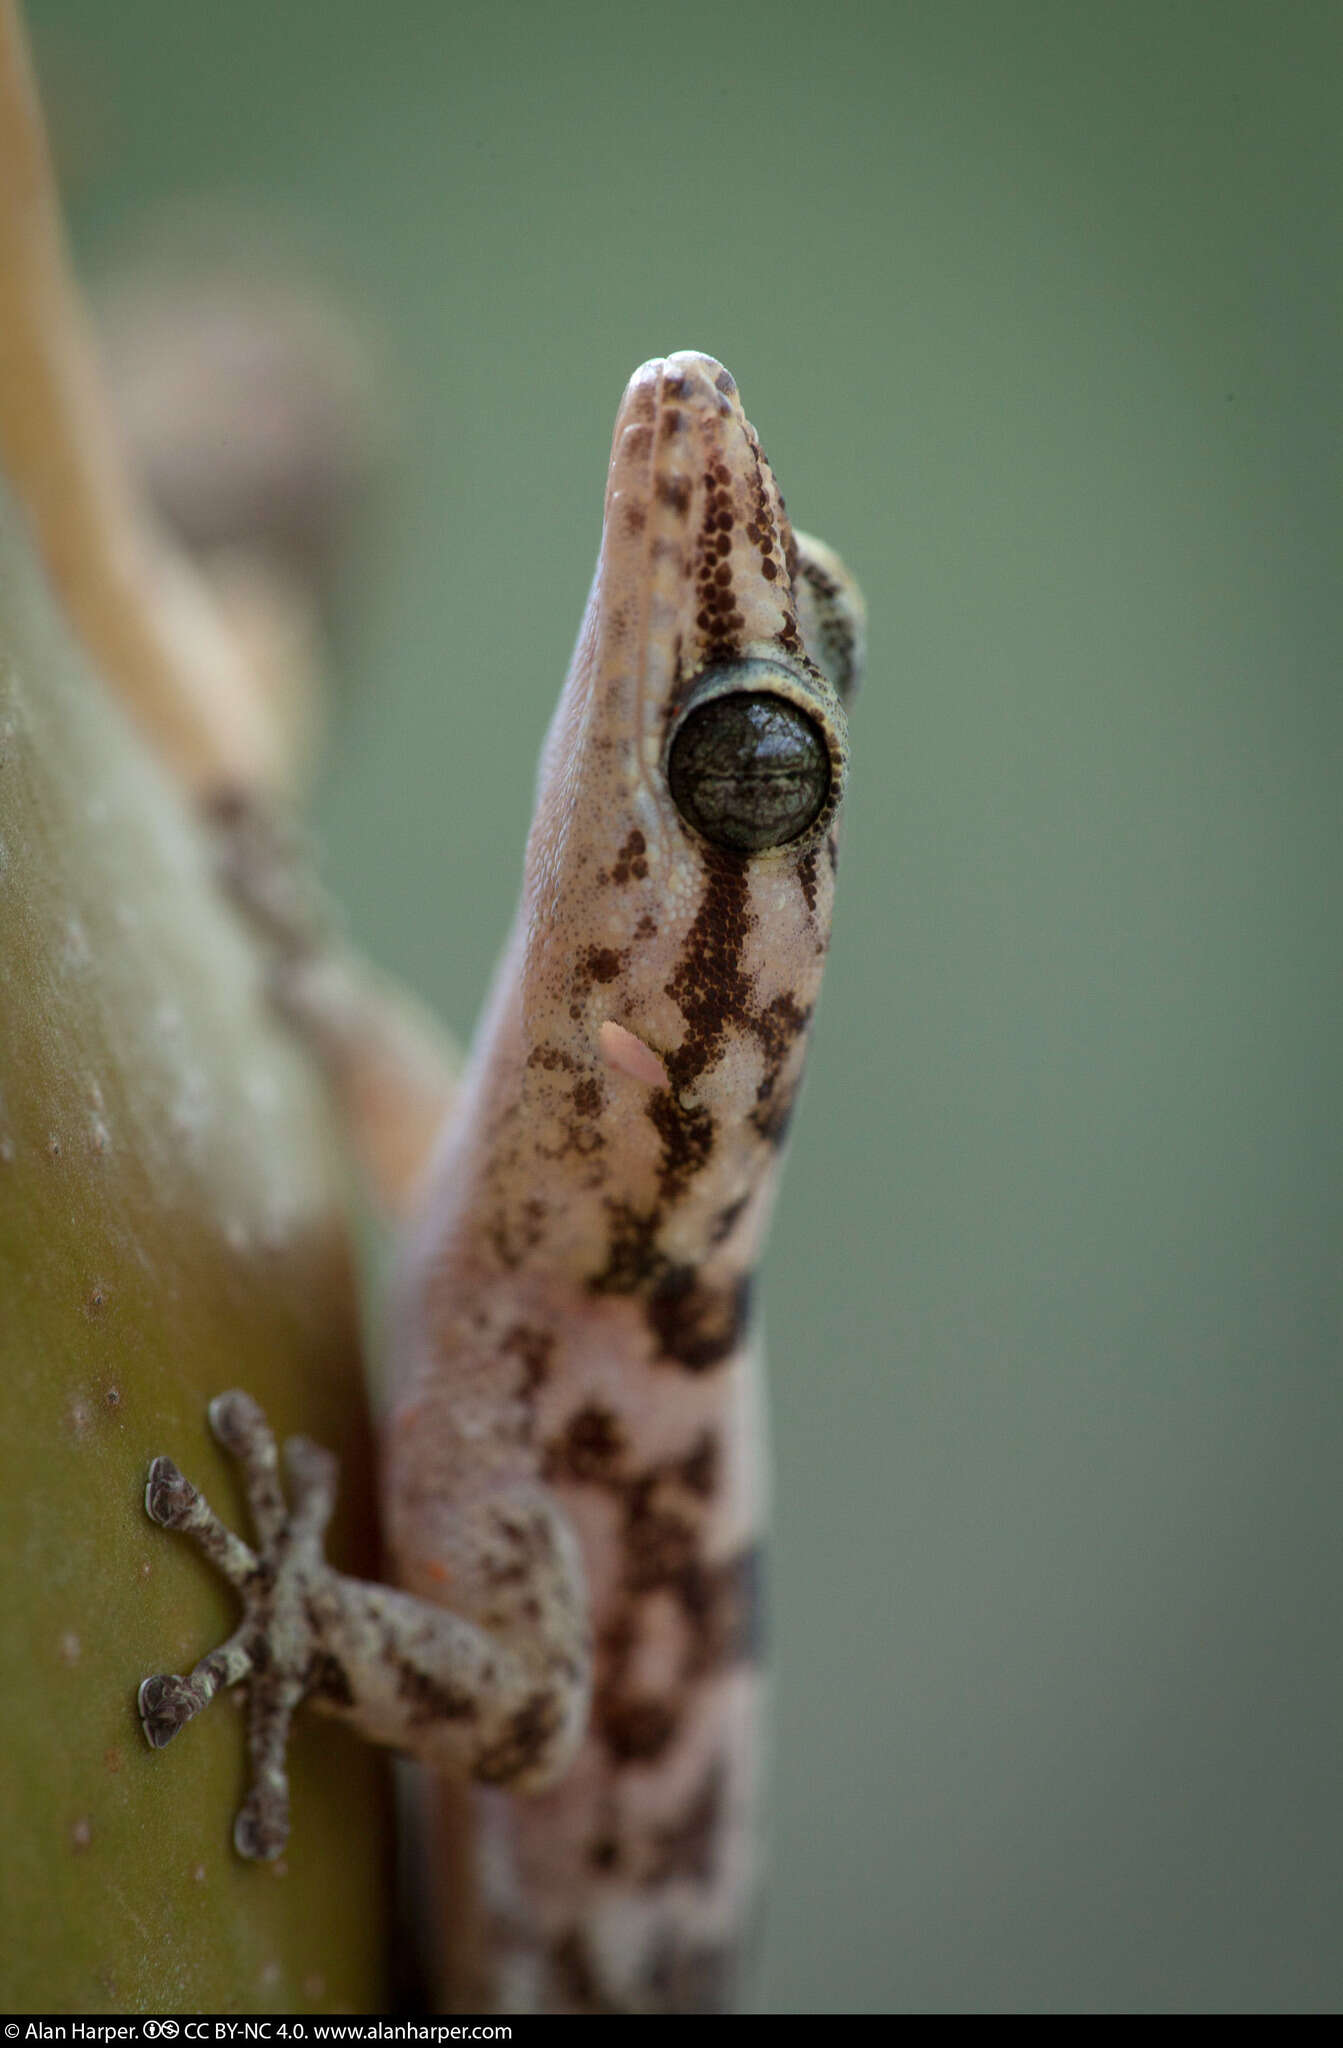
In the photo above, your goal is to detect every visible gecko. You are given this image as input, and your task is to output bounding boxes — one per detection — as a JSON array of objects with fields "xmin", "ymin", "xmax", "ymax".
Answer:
[{"xmin": 138, "ymin": 351, "xmax": 864, "ymax": 2013}]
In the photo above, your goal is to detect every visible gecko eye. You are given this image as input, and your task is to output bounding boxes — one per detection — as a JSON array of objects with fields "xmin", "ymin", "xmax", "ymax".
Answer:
[{"xmin": 667, "ymin": 692, "xmax": 831, "ymax": 853}]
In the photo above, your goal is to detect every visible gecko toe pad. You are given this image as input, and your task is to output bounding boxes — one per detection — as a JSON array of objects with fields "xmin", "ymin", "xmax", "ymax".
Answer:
[
  {"xmin": 138, "ymin": 1670, "xmax": 210, "ymax": 1747},
  {"xmin": 144, "ymin": 1456, "xmax": 196, "ymax": 1527}
]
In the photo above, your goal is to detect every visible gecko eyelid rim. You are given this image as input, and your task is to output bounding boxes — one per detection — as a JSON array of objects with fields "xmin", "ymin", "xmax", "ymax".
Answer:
[{"xmin": 664, "ymin": 658, "xmax": 848, "ymax": 856}]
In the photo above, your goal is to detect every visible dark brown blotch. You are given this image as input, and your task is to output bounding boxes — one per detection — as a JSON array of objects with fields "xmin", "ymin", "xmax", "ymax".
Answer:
[
  {"xmin": 598, "ymin": 1690, "xmax": 680, "ymax": 1763},
  {"xmin": 668, "ymin": 1545, "xmax": 764, "ymax": 1678},
  {"xmin": 656, "ymin": 472, "xmax": 691, "ymax": 512},
  {"xmin": 572, "ymin": 1074, "xmax": 604, "ymax": 1119},
  {"xmin": 528, "ymin": 1043, "xmax": 576, "ymax": 1072},
  {"xmin": 647, "ymin": 1264, "xmax": 752, "ymax": 1372},
  {"xmin": 797, "ymin": 845, "xmax": 819, "ymax": 916},
  {"xmin": 306, "ymin": 1651, "xmax": 355, "ymax": 1710},
  {"xmin": 646, "ymin": 1759, "xmax": 726, "ymax": 1887},
  {"xmin": 755, "ymin": 988, "xmax": 810, "ymax": 1063},
  {"xmin": 663, "ymin": 853, "xmax": 755, "ymax": 1095},
  {"xmin": 610, "ymin": 826, "xmax": 649, "ymax": 886},
  {"xmin": 709, "ymin": 1191, "xmax": 750, "ymax": 1245},
  {"xmin": 623, "ymin": 408, "xmax": 654, "ymax": 453},
  {"xmin": 548, "ymin": 1402, "xmax": 627, "ymax": 1483},
  {"xmin": 747, "ymin": 990, "xmax": 811, "ymax": 1145},
  {"xmin": 583, "ymin": 946, "xmax": 623, "ymax": 985},
  {"xmin": 588, "ymin": 1198, "xmax": 664, "ymax": 1295},
  {"xmin": 474, "ymin": 1691, "xmax": 566, "ymax": 1784},
  {"xmin": 679, "ymin": 1428, "xmax": 719, "ymax": 1499},
  {"xmin": 750, "ymin": 1081, "xmax": 799, "ymax": 1148},
  {"xmin": 395, "ymin": 1660, "xmax": 478, "ymax": 1726},
  {"xmin": 499, "ymin": 1322, "xmax": 554, "ymax": 1397},
  {"xmin": 487, "ymin": 1194, "xmax": 547, "ymax": 1269},
  {"xmin": 483, "ymin": 1505, "xmax": 562, "ymax": 1591},
  {"xmin": 647, "ymin": 1089, "xmax": 715, "ymax": 1200},
  {"xmin": 623, "ymin": 1503, "xmax": 699, "ymax": 1594}
]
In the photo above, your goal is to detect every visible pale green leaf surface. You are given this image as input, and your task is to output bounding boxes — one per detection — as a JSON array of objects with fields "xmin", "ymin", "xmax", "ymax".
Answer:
[{"xmin": 0, "ymin": 480, "xmax": 391, "ymax": 2012}]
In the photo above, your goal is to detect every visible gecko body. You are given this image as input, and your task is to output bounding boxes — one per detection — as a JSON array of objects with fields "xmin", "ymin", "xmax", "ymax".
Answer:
[{"xmin": 139, "ymin": 353, "xmax": 863, "ymax": 2013}]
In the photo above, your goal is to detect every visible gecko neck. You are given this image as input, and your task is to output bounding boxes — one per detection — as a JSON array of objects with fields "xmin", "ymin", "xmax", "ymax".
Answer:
[{"xmin": 424, "ymin": 876, "xmax": 805, "ymax": 1350}]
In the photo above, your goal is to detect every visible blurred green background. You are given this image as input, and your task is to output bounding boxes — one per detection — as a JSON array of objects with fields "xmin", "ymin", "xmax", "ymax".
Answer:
[{"xmin": 30, "ymin": 0, "xmax": 1341, "ymax": 2012}]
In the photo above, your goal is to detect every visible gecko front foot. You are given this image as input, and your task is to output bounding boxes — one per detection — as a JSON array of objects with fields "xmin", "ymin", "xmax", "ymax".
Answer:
[{"xmin": 138, "ymin": 1390, "xmax": 344, "ymax": 1859}]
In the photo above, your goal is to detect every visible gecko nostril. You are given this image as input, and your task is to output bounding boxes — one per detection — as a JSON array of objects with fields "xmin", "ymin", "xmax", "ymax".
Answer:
[{"xmin": 667, "ymin": 693, "xmax": 830, "ymax": 854}]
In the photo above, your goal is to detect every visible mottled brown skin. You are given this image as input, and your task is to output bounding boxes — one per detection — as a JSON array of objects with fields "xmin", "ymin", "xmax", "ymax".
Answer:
[
  {"xmin": 137, "ymin": 354, "xmax": 862, "ymax": 2014},
  {"xmin": 387, "ymin": 355, "xmax": 860, "ymax": 2011}
]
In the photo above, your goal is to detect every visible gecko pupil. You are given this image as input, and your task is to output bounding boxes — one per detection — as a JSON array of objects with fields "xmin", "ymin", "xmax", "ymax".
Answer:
[{"xmin": 668, "ymin": 694, "xmax": 830, "ymax": 853}]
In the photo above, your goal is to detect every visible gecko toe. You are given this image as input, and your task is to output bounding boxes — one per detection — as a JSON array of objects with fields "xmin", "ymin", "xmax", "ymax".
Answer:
[
  {"xmin": 234, "ymin": 1783, "xmax": 290, "ymax": 1861},
  {"xmin": 145, "ymin": 1456, "xmax": 195, "ymax": 1527},
  {"xmin": 283, "ymin": 1434, "xmax": 339, "ymax": 1520},
  {"xmin": 138, "ymin": 1672, "xmax": 199, "ymax": 1747},
  {"xmin": 209, "ymin": 1389, "xmax": 287, "ymax": 1541},
  {"xmin": 208, "ymin": 1388, "xmax": 269, "ymax": 1452}
]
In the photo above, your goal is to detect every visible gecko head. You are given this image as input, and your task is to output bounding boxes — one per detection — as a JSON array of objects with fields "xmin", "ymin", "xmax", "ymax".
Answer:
[
  {"xmin": 521, "ymin": 354, "xmax": 856, "ymax": 1113},
  {"xmin": 597, "ymin": 350, "xmax": 850, "ymax": 832}
]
